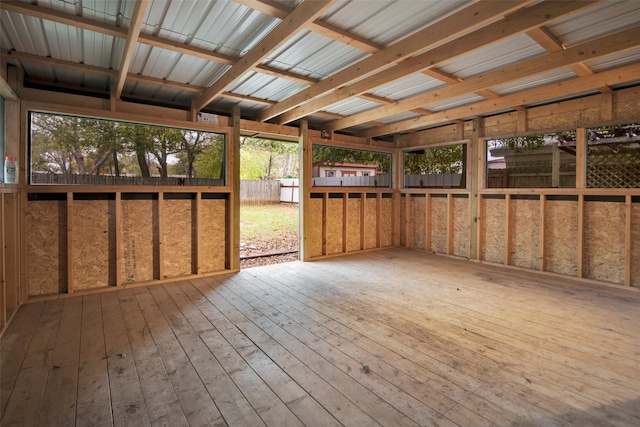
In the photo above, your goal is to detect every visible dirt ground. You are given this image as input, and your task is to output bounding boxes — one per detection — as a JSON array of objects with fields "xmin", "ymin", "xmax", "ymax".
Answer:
[{"xmin": 240, "ymin": 231, "xmax": 299, "ymax": 268}]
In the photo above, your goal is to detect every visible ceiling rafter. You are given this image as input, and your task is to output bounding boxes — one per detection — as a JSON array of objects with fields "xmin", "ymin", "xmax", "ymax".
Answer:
[
  {"xmin": 234, "ymin": 0, "xmax": 383, "ymax": 53},
  {"xmin": 113, "ymin": 0, "xmax": 148, "ymax": 99},
  {"xmin": 190, "ymin": 0, "xmax": 336, "ymax": 112},
  {"xmin": 257, "ymin": 0, "xmax": 532, "ymax": 123},
  {"xmin": 328, "ymin": 25, "xmax": 640, "ymax": 132},
  {"xmin": 273, "ymin": 0, "xmax": 600, "ymax": 126},
  {"xmin": 526, "ymin": 26, "xmax": 594, "ymax": 77},
  {"xmin": 380, "ymin": 62, "xmax": 640, "ymax": 141}
]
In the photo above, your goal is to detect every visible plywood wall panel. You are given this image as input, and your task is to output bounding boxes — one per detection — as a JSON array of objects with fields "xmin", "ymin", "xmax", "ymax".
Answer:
[
  {"xmin": 584, "ymin": 201, "xmax": 625, "ymax": 284},
  {"xmin": 482, "ymin": 197, "xmax": 505, "ymax": 264},
  {"xmin": 325, "ymin": 197, "xmax": 344, "ymax": 255},
  {"xmin": 162, "ymin": 198, "xmax": 194, "ymax": 277},
  {"xmin": 364, "ymin": 197, "xmax": 378, "ymax": 249},
  {"xmin": 26, "ymin": 200, "xmax": 67, "ymax": 296},
  {"xmin": 121, "ymin": 198, "xmax": 157, "ymax": 283},
  {"xmin": 381, "ymin": 196, "xmax": 393, "ymax": 247},
  {"xmin": 510, "ymin": 198, "xmax": 540, "ymax": 270},
  {"xmin": 308, "ymin": 197, "xmax": 323, "ymax": 258},
  {"xmin": 411, "ymin": 196, "xmax": 426, "ymax": 250},
  {"xmin": 452, "ymin": 197, "xmax": 469, "ymax": 258},
  {"xmin": 199, "ymin": 199, "xmax": 226, "ymax": 273},
  {"xmin": 544, "ymin": 200, "xmax": 578, "ymax": 277},
  {"xmin": 345, "ymin": 197, "xmax": 361, "ymax": 252},
  {"xmin": 632, "ymin": 204, "xmax": 640, "ymax": 288},
  {"xmin": 72, "ymin": 199, "xmax": 115, "ymax": 290},
  {"xmin": 430, "ymin": 196, "xmax": 447, "ymax": 254}
]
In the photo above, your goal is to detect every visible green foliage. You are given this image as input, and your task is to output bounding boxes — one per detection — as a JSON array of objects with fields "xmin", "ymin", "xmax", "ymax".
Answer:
[
  {"xmin": 312, "ymin": 145, "xmax": 391, "ymax": 173},
  {"xmin": 494, "ymin": 135, "xmax": 545, "ymax": 152},
  {"xmin": 240, "ymin": 137, "xmax": 298, "ymax": 179},
  {"xmin": 404, "ymin": 145, "xmax": 464, "ymax": 174}
]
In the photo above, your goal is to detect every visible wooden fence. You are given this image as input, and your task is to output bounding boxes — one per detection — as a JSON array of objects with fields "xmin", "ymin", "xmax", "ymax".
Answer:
[{"xmin": 240, "ymin": 180, "xmax": 281, "ymax": 205}]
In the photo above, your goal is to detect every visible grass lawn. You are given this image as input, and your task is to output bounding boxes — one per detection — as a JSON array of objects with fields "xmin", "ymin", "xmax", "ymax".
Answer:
[{"xmin": 240, "ymin": 203, "xmax": 299, "ymax": 240}]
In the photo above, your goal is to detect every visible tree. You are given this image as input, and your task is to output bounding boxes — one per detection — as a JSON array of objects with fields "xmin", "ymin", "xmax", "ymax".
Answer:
[
  {"xmin": 312, "ymin": 145, "xmax": 390, "ymax": 174},
  {"xmin": 404, "ymin": 145, "xmax": 464, "ymax": 174}
]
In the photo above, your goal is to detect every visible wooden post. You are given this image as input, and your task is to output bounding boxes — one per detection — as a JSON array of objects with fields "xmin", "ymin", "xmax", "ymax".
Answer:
[
  {"xmin": 195, "ymin": 191, "xmax": 202, "ymax": 275},
  {"xmin": 625, "ymin": 194, "xmax": 632, "ymax": 286},
  {"xmin": 67, "ymin": 192, "xmax": 74, "ymax": 293},
  {"xmin": 551, "ymin": 143, "xmax": 560, "ymax": 188},
  {"xmin": 322, "ymin": 193, "xmax": 328, "ymax": 256},
  {"xmin": 393, "ymin": 136, "xmax": 402, "ymax": 247},
  {"xmin": 229, "ymin": 106, "xmax": 241, "ymax": 270},
  {"xmin": 298, "ymin": 120, "xmax": 311, "ymax": 260},
  {"xmin": 404, "ymin": 194, "xmax": 411, "ymax": 248},
  {"xmin": 157, "ymin": 191, "xmax": 164, "ymax": 280},
  {"xmin": 576, "ymin": 127, "xmax": 587, "ymax": 189},
  {"xmin": 376, "ymin": 193, "xmax": 382, "ymax": 248},
  {"xmin": 469, "ymin": 118, "xmax": 483, "ymax": 260},
  {"xmin": 342, "ymin": 194, "xmax": 348, "ymax": 253},
  {"xmin": 1, "ymin": 194, "xmax": 6, "ymax": 328},
  {"xmin": 360, "ymin": 192, "xmax": 366, "ymax": 250},
  {"xmin": 115, "ymin": 191, "xmax": 123, "ymax": 286},
  {"xmin": 447, "ymin": 193, "xmax": 454, "ymax": 255},
  {"xmin": 577, "ymin": 194, "xmax": 584, "ymax": 278},
  {"xmin": 425, "ymin": 194, "xmax": 431, "ymax": 252},
  {"xmin": 504, "ymin": 194, "xmax": 511, "ymax": 266},
  {"xmin": 539, "ymin": 194, "xmax": 546, "ymax": 271}
]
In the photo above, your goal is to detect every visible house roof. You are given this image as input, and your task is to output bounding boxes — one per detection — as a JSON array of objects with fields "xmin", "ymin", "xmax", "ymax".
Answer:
[{"xmin": 2, "ymin": 0, "xmax": 640, "ymax": 142}]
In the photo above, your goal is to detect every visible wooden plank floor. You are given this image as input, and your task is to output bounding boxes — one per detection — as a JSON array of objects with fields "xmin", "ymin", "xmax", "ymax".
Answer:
[{"xmin": 2, "ymin": 248, "xmax": 640, "ymax": 426}]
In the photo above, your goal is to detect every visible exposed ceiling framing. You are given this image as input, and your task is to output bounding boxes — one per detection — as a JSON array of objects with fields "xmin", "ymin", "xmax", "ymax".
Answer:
[{"xmin": 1, "ymin": 0, "xmax": 640, "ymax": 143}]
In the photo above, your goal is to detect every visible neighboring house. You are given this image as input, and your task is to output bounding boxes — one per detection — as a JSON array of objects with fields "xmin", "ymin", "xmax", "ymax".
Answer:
[{"xmin": 312, "ymin": 162, "xmax": 378, "ymax": 178}]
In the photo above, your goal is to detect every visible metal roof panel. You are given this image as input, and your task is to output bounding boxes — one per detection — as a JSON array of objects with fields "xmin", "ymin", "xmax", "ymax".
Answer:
[
  {"xmin": 490, "ymin": 69, "xmax": 578, "ymax": 96},
  {"xmin": 371, "ymin": 74, "xmax": 446, "ymax": 100}
]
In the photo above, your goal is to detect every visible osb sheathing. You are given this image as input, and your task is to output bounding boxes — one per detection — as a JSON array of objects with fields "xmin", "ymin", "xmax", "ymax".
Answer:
[
  {"xmin": 325, "ymin": 197, "xmax": 344, "ymax": 255},
  {"xmin": 632, "ymin": 204, "xmax": 640, "ymax": 288},
  {"xmin": 199, "ymin": 199, "xmax": 226, "ymax": 273},
  {"xmin": 364, "ymin": 197, "xmax": 378, "ymax": 249},
  {"xmin": 510, "ymin": 199, "xmax": 540, "ymax": 270},
  {"xmin": 72, "ymin": 199, "xmax": 115, "ymax": 290},
  {"xmin": 399, "ymin": 196, "xmax": 406, "ymax": 247},
  {"xmin": 452, "ymin": 197, "xmax": 469, "ymax": 258},
  {"xmin": 162, "ymin": 198, "xmax": 194, "ymax": 278},
  {"xmin": 482, "ymin": 197, "xmax": 505, "ymax": 264},
  {"xmin": 544, "ymin": 200, "xmax": 578, "ymax": 277},
  {"xmin": 26, "ymin": 200, "xmax": 67, "ymax": 296},
  {"xmin": 308, "ymin": 197, "xmax": 323, "ymax": 258},
  {"xmin": 381, "ymin": 197, "xmax": 393, "ymax": 247},
  {"xmin": 345, "ymin": 197, "xmax": 361, "ymax": 252},
  {"xmin": 430, "ymin": 197, "xmax": 447, "ymax": 254},
  {"xmin": 121, "ymin": 199, "xmax": 157, "ymax": 283},
  {"xmin": 584, "ymin": 201, "xmax": 625, "ymax": 284},
  {"xmin": 410, "ymin": 196, "xmax": 426, "ymax": 250}
]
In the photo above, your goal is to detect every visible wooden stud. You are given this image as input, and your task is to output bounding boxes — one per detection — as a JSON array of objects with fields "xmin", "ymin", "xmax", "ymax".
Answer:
[
  {"xmin": 447, "ymin": 193, "xmax": 454, "ymax": 255},
  {"xmin": 157, "ymin": 191, "xmax": 164, "ymax": 280},
  {"xmin": 469, "ymin": 118, "xmax": 482, "ymax": 260},
  {"xmin": 360, "ymin": 192, "xmax": 366, "ymax": 251},
  {"xmin": 1, "ymin": 194, "xmax": 6, "ymax": 329},
  {"xmin": 404, "ymin": 194, "xmax": 411, "ymax": 248},
  {"xmin": 625, "ymin": 195, "xmax": 632, "ymax": 287},
  {"xmin": 425, "ymin": 194, "xmax": 431, "ymax": 253},
  {"xmin": 342, "ymin": 194, "xmax": 348, "ymax": 253},
  {"xmin": 67, "ymin": 192, "xmax": 74, "ymax": 293},
  {"xmin": 229, "ymin": 106, "xmax": 241, "ymax": 270},
  {"xmin": 195, "ymin": 191, "xmax": 202, "ymax": 275},
  {"xmin": 577, "ymin": 194, "xmax": 584, "ymax": 279},
  {"xmin": 376, "ymin": 193, "xmax": 382, "ymax": 248},
  {"xmin": 322, "ymin": 193, "xmax": 328, "ymax": 256},
  {"xmin": 299, "ymin": 120, "xmax": 311, "ymax": 261},
  {"xmin": 576, "ymin": 127, "xmax": 587, "ymax": 189},
  {"xmin": 539, "ymin": 195, "xmax": 546, "ymax": 271},
  {"xmin": 504, "ymin": 193, "xmax": 511, "ymax": 266},
  {"xmin": 115, "ymin": 192, "xmax": 123, "ymax": 286},
  {"xmin": 551, "ymin": 143, "xmax": 560, "ymax": 188}
]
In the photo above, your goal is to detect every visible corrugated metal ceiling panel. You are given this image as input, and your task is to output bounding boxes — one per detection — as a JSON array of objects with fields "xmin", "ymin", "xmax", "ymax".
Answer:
[
  {"xmin": 376, "ymin": 111, "xmax": 422, "ymax": 125},
  {"xmin": 230, "ymin": 72, "xmax": 308, "ymax": 102},
  {"xmin": 439, "ymin": 33, "xmax": 546, "ymax": 79},
  {"xmin": 320, "ymin": 0, "xmax": 473, "ymax": 47},
  {"xmin": 370, "ymin": 74, "xmax": 446, "ymax": 101},
  {"xmin": 425, "ymin": 93, "xmax": 485, "ymax": 112},
  {"xmin": 490, "ymin": 68, "xmax": 578, "ymax": 96},
  {"xmin": 547, "ymin": 1, "xmax": 640, "ymax": 46},
  {"xmin": 586, "ymin": 47, "xmax": 640, "ymax": 73},
  {"xmin": 324, "ymin": 97, "xmax": 381, "ymax": 116}
]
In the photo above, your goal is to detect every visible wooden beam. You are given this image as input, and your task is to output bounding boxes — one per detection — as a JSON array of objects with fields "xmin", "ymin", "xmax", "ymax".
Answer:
[
  {"xmin": 276, "ymin": 0, "xmax": 596, "ymax": 125},
  {"xmin": 259, "ymin": 0, "xmax": 529, "ymax": 122},
  {"xmin": 67, "ymin": 192, "xmax": 74, "ymax": 293},
  {"xmin": 469, "ymin": 118, "xmax": 482, "ymax": 260},
  {"xmin": 299, "ymin": 120, "xmax": 311, "ymax": 261},
  {"xmin": 115, "ymin": 192, "xmax": 123, "ymax": 286},
  {"xmin": 339, "ymin": 24, "xmax": 640, "ymax": 131},
  {"xmin": 369, "ymin": 62, "xmax": 640, "ymax": 139},
  {"xmin": 600, "ymin": 90, "xmax": 614, "ymax": 122},
  {"xmin": 229, "ymin": 107, "xmax": 241, "ymax": 270},
  {"xmin": 113, "ymin": 0, "xmax": 148, "ymax": 99},
  {"xmin": 191, "ymin": 0, "xmax": 335, "ymax": 112},
  {"xmin": 157, "ymin": 192, "xmax": 164, "ymax": 279},
  {"xmin": 526, "ymin": 26, "xmax": 593, "ymax": 76},
  {"xmin": 576, "ymin": 128, "xmax": 587, "ymax": 189}
]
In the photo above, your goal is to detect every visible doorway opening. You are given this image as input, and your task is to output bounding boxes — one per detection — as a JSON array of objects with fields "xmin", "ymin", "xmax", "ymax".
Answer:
[{"xmin": 239, "ymin": 137, "xmax": 299, "ymax": 268}]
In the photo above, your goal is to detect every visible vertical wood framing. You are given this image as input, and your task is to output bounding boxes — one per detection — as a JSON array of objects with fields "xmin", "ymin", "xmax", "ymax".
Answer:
[
  {"xmin": 115, "ymin": 192, "xmax": 123, "ymax": 286},
  {"xmin": 469, "ymin": 118, "xmax": 483, "ymax": 260},
  {"xmin": 195, "ymin": 192, "xmax": 202, "ymax": 275},
  {"xmin": 393, "ymin": 137, "xmax": 403, "ymax": 247},
  {"xmin": 504, "ymin": 194, "xmax": 511, "ymax": 266},
  {"xmin": 229, "ymin": 107, "xmax": 241, "ymax": 270},
  {"xmin": 577, "ymin": 194, "xmax": 584, "ymax": 278},
  {"xmin": 66, "ymin": 192, "xmax": 74, "ymax": 293},
  {"xmin": 360, "ymin": 192, "xmax": 366, "ymax": 250},
  {"xmin": 322, "ymin": 193, "xmax": 328, "ymax": 256},
  {"xmin": 446, "ymin": 193, "xmax": 454, "ymax": 255},
  {"xmin": 576, "ymin": 127, "xmax": 587, "ymax": 189},
  {"xmin": 299, "ymin": 120, "xmax": 311, "ymax": 260},
  {"xmin": 342, "ymin": 194, "xmax": 348, "ymax": 253},
  {"xmin": 1, "ymin": 194, "xmax": 6, "ymax": 328},
  {"xmin": 600, "ymin": 90, "xmax": 613, "ymax": 122},
  {"xmin": 625, "ymin": 195, "xmax": 632, "ymax": 286},
  {"xmin": 425, "ymin": 194, "xmax": 431, "ymax": 252},
  {"xmin": 157, "ymin": 191, "xmax": 164, "ymax": 280},
  {"xmin": 551, "ymin": 144, "xmax": 560, "ymax": 188},
  {"xmin": 376, "ymin": 193, "xmax": 382, "ymax": 248},
  {"xmin": 539, "ymin": 195, "xmax": 546, "ymax": 271},
  {"xmin": 404, "ymin": 194, "xmax": 411, "ymax": 248}
]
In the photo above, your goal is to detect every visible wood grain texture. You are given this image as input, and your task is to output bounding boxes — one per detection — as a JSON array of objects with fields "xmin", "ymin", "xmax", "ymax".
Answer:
[
  {"xmin": 199, "ymin": 199, "xmax": 226, "ymax": 273},
  {"xmin": 308, "ymin": 197, "xmax": 323, "ymax": 258},
  {"xmin": 410, "ymin": 196, "xmax": 426, "ymax": 250},
  {"xmin": 121, "ymin": 198, "xmax": 157, "ymax": 283},
  {"xmin": 162, "ymin": 198, "xmax": 194, "ymax": 278},
  {"xmin": 452, "ymin": 197, "xmax": 469, "ymax": 258},
  {"xmin": 3, "ymin": 248, "xmax": 639, "ymax": 426},
  {"xmin": 325, "ymin": 197, "xmax": 344, "ymax": 255},
  {"xmin": 545, "ymin": 200, "xmax": 579, "ymax": 277},
  {"xmin": 510, "ymin": 199, "xmax": 540, "ymax": 270},
  {"xmin": 430, "ymin": 197, "xmax": 448, "ymax": 254},
  {"xmin": 584, "ymin": 201, "xmax": 626, "ymax": 284},
  {"xmin": 345, "ymin": 197, "xmax": 361, "ymax": 252},
  {"xmin": 481, "ymin": 197, "xmax": 505, "ymax": 264}
]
